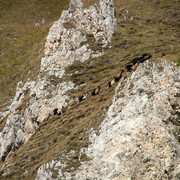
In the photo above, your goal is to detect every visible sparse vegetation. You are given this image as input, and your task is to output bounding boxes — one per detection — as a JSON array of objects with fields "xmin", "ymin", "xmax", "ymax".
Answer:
[
  {"xmin": 158, "ymin": 66, "xmax": 164, "ymax": 72},
  {"xmin": 63, "ymin": 22, "xmax": 75, "ymax": 29},
  {"xmin": 15, "ymin": 91, "xmax": 30, "ymax": 113},
  {"xmin": 0, "ymin": 116, "xmax": 8, "ymax": 132},
  {"xmin": 82, "ymin": 0, "xmax": 99, "ymax": 8},
  {"xmin": 177, "ymin": 59, "xmax": 180, "ymax": 67},
  {"xmin": 49, "ymin": 75, "xmax": 64, "ymax": 86}
]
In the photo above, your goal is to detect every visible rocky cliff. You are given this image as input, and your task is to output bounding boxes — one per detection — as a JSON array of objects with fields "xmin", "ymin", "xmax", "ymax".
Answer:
[
  {"xmin": 36, "ymin": 60, "xmax": 180, "ymax": 180},
  {"xmin": 0, "ymin": 0, "xmax": 116, "ymax": 162},
  {"xmin": 0, "ymin": 0, "xmax": 180, "ymax": 179}
]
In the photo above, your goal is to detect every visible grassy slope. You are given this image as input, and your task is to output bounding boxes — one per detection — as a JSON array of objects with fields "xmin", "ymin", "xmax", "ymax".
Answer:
[
  {"xmin": 0, "ymin": 0, "xmax": 180, "ymax": 179},
  {"xmin": 0, "ymin": 0, "xmax": 70, "ymax": 133},
  {"xmin": 0, "ymin": 0, "xmax": 70, "ymax": 112}
]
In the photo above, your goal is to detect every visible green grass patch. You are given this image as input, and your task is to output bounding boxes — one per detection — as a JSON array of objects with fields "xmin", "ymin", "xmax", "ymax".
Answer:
[{"xmin": 176, "ymin": 59, "xmax": 180, "ymax": 67}]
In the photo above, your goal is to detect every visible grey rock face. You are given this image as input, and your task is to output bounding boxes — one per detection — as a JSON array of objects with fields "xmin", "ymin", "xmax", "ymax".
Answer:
[
  {"xmin": 72, "ymin": 61, "xmax": 180, "ymax": 179},
  {"xmin": 0, "ymin": 82, "xmax": 34, "ymax": 162},
  {"xmin": 0, "ymin": 81, "xmax": 35, "ymax": 121},
  {"xmin": 36, "ymin": 61, "xmax": 180, "ymax": 179},
  {"xmin": 0, "ymin": 0, "xmax": 116, "ymax": 162},
  {"xmin": 69, "ymin": 0, "xmax": 83, "ymax": 11},
  {"xmin": 0, "ymin": 128, "xmax": 15, "ymax": 162},
  {"xmin": 16, "ymin": 129, "xmax": 25, "ymax": 146},
  {"xmin": 42, "ymin": 0, "xmax": 116, "ymax": 76}
]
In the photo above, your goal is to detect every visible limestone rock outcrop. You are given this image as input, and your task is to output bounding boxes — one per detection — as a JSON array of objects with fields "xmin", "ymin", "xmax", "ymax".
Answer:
[
  {"xmin": 0, "ymin": 0, "xmax": 116, "ymax": 162},
  {"xmin": 73, "ymin": 61, "xmax": 180, "ymax": 180},
  {"xmin": 42, "ymin": 0, "xmax": 116, "ymax": 75},
  {"xmin": 36, "ymin": 60, "xmax": 180, "ymax": 179}
]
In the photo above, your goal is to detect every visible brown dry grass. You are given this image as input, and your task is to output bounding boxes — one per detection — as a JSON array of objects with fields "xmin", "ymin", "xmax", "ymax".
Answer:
[
  {"xmin": 0, "ymin": 0, "xmax": 70, "ymax": 112},
  {"xmin": 82, "ymin": 0, "xmax": 99, "ymax": 8},
  {"xmin": 0, "ymin": 0, "xmax": 180, "ymax": 179}
]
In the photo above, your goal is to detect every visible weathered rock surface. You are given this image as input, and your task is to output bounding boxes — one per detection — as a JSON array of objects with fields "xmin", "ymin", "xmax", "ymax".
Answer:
[
  {"xmin": 0, "ymin": 0, "xmax": 116, "ymax": 162},
  {"xmin": 36, "ymin": 60, "xmax": 180, "ymax": 179},
  {"xmin": 0, "ymin": 81, "xmax": 35, "ymax": 121},
  {"xmin": 42, "ymin": 0, "xmax": 116, "ymax": 76}
]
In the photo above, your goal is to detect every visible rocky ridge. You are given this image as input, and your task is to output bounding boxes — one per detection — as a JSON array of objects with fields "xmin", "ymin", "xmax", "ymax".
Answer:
[
  {"xmin": 36, "ymin": 60, "xmax": 180, "ymax": 179},
  {"xmin": 0, "ymin": 0, "xmax": 180, "ymax": 179},
  {"xmin": 0, "ymin": 0, "xmax": 116, "ymax": 162}
]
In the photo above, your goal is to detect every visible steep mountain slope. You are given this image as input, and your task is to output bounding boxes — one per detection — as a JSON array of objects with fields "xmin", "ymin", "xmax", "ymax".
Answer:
[
  {"xmin": 0, "ymin": 0, "xmax": 70, "ymax": 113},
  {"xmin": 0, "ymin": 0, "xmax": 180, "ymax": 179}
]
